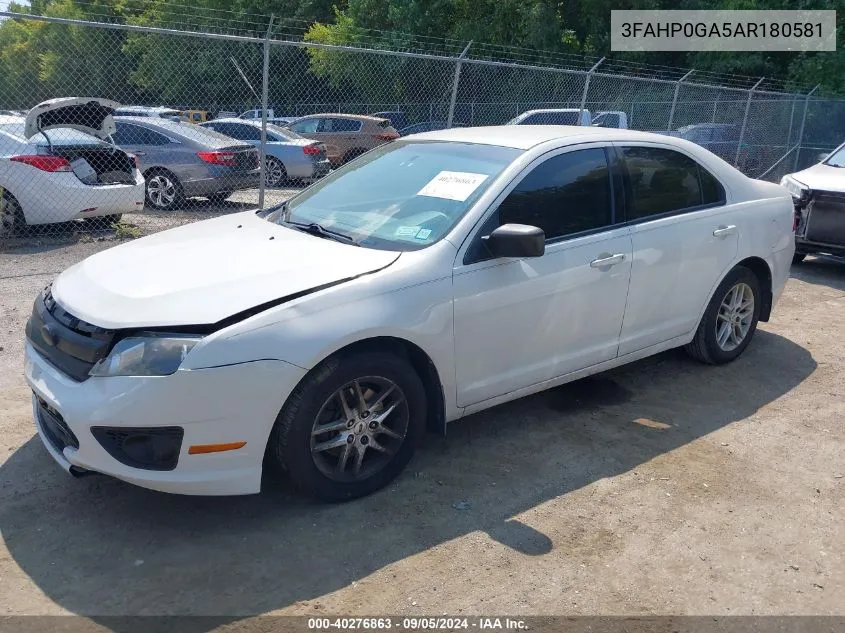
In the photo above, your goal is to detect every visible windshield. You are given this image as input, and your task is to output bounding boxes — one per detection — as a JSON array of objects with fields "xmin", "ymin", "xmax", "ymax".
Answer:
[
  {"xmin": 824, "ymin": 145, "xmax": 845, "ymax": 167},
  {"xmin": 264, "ymin": 140, "xmax": 521, "ymax": 251}
]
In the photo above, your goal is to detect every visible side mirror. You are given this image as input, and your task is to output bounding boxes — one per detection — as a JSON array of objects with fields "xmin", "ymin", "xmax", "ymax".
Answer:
[{"xmin": 482, "ymin": 223, "xmax": 545, "ymax": 258}]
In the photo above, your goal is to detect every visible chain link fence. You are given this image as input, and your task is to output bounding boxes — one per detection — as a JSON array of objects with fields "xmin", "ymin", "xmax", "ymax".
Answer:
[{"xmin": 1, "ymin": 10, "xmax": 843, "ymax": 245}]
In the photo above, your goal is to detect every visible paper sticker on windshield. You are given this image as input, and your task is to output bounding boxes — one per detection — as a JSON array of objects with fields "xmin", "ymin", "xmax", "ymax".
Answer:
[
  {"xmin": 417, "ymin": 171, "xmax": 488, "ymax": 202},
  {"xmin": 395, "ymin": 226, "xmax": 421, "ymax": 237},
  {"xmin": 415, "ymin": 228, "xmax": 432, "ymax": 240}
]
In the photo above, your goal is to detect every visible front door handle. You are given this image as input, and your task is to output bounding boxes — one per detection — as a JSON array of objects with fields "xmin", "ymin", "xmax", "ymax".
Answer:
[
  {"xmin": 713, "ymin": 224, "xmax": 737, "ymax": 238},
  {"xmin": 590, "ymin": 253, "xmax": 626, "ymax": 268}
]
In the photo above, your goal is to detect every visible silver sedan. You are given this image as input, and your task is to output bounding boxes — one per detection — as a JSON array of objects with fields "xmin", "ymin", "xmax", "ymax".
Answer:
[{"xmin": 201, "ymin": 119, "xmax": 331, "ymax": 186}]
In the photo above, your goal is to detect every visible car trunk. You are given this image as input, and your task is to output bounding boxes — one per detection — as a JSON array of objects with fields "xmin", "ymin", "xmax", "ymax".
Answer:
[
  {"xmin": 51, "ymin": 145, "xmax": 136, "ymax": 185},
  {"xmin": 224, "ymin": 146, "xmax": 260, "ymax": 172}
]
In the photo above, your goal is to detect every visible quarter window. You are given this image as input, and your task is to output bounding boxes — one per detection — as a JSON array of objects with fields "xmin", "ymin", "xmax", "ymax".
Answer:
[
  {"xmin": 620, "ymin": 146, "xmax": 724, "ymax": 220},
  {"xmin": 496, "ymin": 148, "xmax": 613, "ymax": 241},
  {"xmin": 113, "ymin": 122, "xmax": 168, "ymax": 145}
]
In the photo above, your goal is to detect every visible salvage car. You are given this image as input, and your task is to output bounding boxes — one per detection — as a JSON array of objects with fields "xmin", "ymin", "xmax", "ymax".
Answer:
[
  {"xmin": 200, "ymin": 118, "xmax": 330, "ymax": 186},
  {"xmin": 782, "ymin": 142, "xmax": 845, "ymax": 263},
  {"xmin": 111, "ymin": 117, "xmax": 261, "ymax": 209},
  {"xmin": 287, "ymin": 114, "xmax": 399, "ymax": 166},
  {"xmin": 0, "ymin": 99, "xmax": 144, "ymax": 236},
  {"xmin": 24, "ymin": 126, "xmax": 795, "ymax": 501}
]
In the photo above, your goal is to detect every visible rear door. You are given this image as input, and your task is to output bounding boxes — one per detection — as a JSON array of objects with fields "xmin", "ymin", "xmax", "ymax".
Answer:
[
  {"xmin": 614, "ymin": 144, "xmax": 739, "ymax": 356},
  {"xmin": 453, "ymin": 145, "xmax": 633, "ymax": 406}
]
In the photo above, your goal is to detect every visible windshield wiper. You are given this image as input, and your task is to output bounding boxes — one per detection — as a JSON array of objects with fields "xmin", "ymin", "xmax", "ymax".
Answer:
[{"xmin": 285, "ymin": 220, "xmax": 359, "ymax": 246}]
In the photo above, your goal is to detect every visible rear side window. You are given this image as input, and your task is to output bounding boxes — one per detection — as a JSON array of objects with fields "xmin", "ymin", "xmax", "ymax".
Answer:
[
  {"xmin": 620, "ymin": 146, "xmax": 725, "ymax": 220},
  {"xmin": 226, "ymin": 123, "xmax": 261, "ymax": 141},
  {"xmin": 497, "ymin": 148, "xmax": 612, "ymax": 241},
  {"xmin": 291, "ymin": 118, "xmax": 319, "ymax": 133},
  {"xmin": 320, "ymin": 118, "xmax": 361, "ymax": 133}
]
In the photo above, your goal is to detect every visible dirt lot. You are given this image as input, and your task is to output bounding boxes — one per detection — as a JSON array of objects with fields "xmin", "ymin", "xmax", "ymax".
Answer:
[{"xmin": 0, "ymin": 221, "xmax": 843, "ymax": 619}]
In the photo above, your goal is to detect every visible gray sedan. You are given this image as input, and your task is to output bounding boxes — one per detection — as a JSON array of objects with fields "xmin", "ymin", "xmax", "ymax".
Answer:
[
  {"xmin": 200, "ymin": 119, "xmax": 331, "ymax": 186},
  {"xmin": 111, "ymin": 117, "xmax": 260, "ymax": 210}
]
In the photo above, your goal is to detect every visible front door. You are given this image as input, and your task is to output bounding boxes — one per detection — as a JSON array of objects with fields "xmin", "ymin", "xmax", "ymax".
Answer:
[{"xmin": 452, "ymin": 146, "xmax": 633, "ymax": 407}]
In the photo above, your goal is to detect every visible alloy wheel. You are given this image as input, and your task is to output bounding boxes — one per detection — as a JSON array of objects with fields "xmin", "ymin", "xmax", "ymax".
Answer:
[
  {"xmin": 715, "ymin": 282, "xmax": 755, "ymax": 352},
  {"xmin": 147, "ymin": 174, "xmax": 176, "ymax": 208},
  {"xmin": 264, "ymin": 158, "xmax": 285, "ymax": 187},
  {"xmin": 309, "ymin": 376, "xmax": 409, "ymax": 483}
]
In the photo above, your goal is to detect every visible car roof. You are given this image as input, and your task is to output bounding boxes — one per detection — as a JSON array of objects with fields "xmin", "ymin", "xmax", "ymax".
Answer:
[
  {"xmin": 407, "ymin": 125, "xmax": 688, "ymax": 150},
  {"xmin": 293, "ymin": 113, "xmax": 388, "ymax": 122},
  {"xmin": 117, "ymin": 106, "xmax": 179, "ymax": 112},
  {"xmin": 520, "ymin": 108, "xmax": 585, "ymax": 114}
]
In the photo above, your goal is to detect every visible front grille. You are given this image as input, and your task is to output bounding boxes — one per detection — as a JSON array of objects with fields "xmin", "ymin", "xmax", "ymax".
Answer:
[
  {"xmin": 91, "ymin": 426, "xmax": 184, "ymax": 471},
  {"xmin": 26, "ymin": 285, "xmax": 115, "ymax": 382},
  {"xmin": 35, "ymin": 395, "xmax": 79, "ymax": 454}
]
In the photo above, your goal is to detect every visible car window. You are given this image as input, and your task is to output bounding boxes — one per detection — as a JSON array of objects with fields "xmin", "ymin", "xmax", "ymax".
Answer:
[
  {"xmin": 139, "ymin": 127, "xmax": 171, "ymax": 146},
  {"xmin": 495, "ymin": 148, "xmax": 613, "ymax": 241},
  {"xmin": 291, "ymin": 118, "xmax": 320, "ymax": 134},
  {"xmin": 113, "ymin": 122, "xmax": 150, "ymax": 145},
  {"xmin": 700, "ymin": 166, "xmax": 727, "ymax": 205},
  {"xmin": 319, "ymin": 118, "xmax": 362, "ymax": 133},
  {"xmin": 224, "ymin": 123, "xmax": 261, "ymax": 141},
  {"xmin": 621, "ymin": 146, "xmax": 723, "ymax": 220},
  {"xmin": 267, "ymin": 124, "xmax": 302, "ymax": 140}
]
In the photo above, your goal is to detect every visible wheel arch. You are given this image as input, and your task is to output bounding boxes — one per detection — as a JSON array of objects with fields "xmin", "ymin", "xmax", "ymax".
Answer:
[
  {"xmin": 735, "ymin": 256, "xmax": 773, "ymax": 322},
  {"xmin": 308, "ymin": 335, "xmax": 446, "ymax": 435}
]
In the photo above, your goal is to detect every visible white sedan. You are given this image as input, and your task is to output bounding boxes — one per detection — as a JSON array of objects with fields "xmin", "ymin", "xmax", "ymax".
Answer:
[
  {"xmin": 1, "ymin": 98, "xmax": 145, "ymax": 236},
  {"xmin": 24, "ymin": 126, "xmax": 795, "ymax": 500}
]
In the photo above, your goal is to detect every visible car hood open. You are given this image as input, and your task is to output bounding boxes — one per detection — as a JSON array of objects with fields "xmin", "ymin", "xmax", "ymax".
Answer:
[
  {"xmin": 790, "ymin": 163, "xmax": 845, "ymax": 194},
  {"xmin": 50, "ymin": 211, "xmax": 400, "ymax": 330},
  {"xmin": 25, "ymin": 97, "xmax": 120, "ymax": 141}
]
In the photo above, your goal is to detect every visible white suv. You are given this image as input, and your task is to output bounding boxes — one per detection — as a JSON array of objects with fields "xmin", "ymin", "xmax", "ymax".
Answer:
[{"xmin": 24, "ymin": 126, "xmax": 795, "ymax": 501}]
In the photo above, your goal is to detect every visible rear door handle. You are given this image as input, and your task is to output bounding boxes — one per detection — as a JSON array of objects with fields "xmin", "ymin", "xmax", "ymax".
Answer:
[
  {"xmin": 713, "ymin": 224, "xmax": 737, "ymax": 238},
  {"xmin": 590, "ymin": 253, "xmax": 626, "ymax": 268}
]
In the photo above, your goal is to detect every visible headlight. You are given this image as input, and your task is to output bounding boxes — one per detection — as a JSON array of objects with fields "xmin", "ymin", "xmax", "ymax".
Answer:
[
  {"xmin": 780, "ymin": 175, "xmax": 809, "ymax": 200},
  {"xmin": 89, "ymin": 333, "xmax": 202, "ymax": 377}
]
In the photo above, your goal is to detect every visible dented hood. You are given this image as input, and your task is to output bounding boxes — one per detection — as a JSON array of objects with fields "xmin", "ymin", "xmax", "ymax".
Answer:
[
  {"xmin": 51, "ymin": 211, "xmax": 400, "ymax": 330},
  {"xmin": 25, "ymin": 97, "xmax": 120, "ymax": 141}
]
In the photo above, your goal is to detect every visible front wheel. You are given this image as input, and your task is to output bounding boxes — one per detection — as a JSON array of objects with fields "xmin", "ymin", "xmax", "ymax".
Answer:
[
  {"xmin": 685, "ymin": 266, "xmax": 761, "ymax": 365},
  {"xmin": 267, "ymin": 350, "xmax": 426, "ymax": 501}
]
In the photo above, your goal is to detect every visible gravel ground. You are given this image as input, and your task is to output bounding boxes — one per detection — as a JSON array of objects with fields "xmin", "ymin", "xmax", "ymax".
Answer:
[{"xmin": 0, "ymin": 218, "xmax": 844, "ymax": 619}]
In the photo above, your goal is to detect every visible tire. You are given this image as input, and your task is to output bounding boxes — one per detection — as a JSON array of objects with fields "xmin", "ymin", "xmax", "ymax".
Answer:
[
  {"xmin": 144, "ymin": 169, "xmax": 184, "ymax": 210},
  {"xmin": 208, "ymin": 191, "xmax": 233, "ymax": 205},
  {"xmin": 264, "ymin": 157, "xmax": 286, "ymax": 187},
  {"xmin": 792, "ymin": 253, "xmax": 806, "ymax": 265},
  {"xmin": 685, "ymin": 265, "xmax": 762, "ymax": 365},
  {"xmin": 0, "ymin": 190, "xmax": 25, "ymax": 237},
  {"xmin": 267, "ymin": 350, "xmax": 426, "ymax": 501}
]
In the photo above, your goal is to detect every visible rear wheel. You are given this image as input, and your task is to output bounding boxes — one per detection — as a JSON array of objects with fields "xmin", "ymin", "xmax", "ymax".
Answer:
[
  {"xmin": 792, "ymin": 253, "xmax": 806, "ymax": 265},
  {"xmin": 267, "ymin": 350, "xmax": 426, "ymax": 501},
  {"xmin": 0, "ymin": 190, "xmax": 25, "ymax": 237},
  {"xmin": 264, "ymin": 157, "xmax": 286, "ymax": 187},
  {"xmin": 145, "ymin": 170, "xmax": 184, "ymax": 211},
  {"xmin": 685, "ymin": 266, "xmax": 761, "ymax": 365}
]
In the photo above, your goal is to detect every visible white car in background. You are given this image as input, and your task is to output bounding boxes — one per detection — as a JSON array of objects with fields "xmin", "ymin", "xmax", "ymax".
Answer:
[
  {"xmin": 1, "ymin": 98, "xmax": 144, "ymax": 236},
  {"xmin": 24, "ymin": 126, "xmax": 794, "ymax": 501}
]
